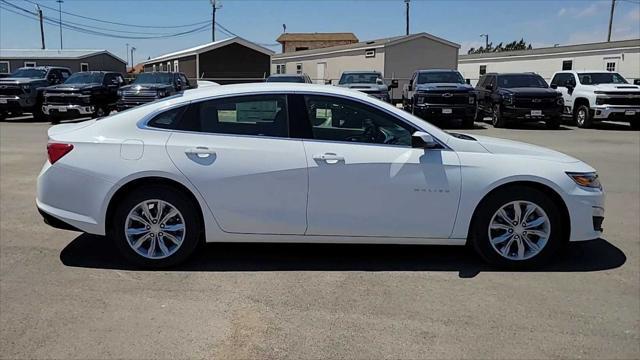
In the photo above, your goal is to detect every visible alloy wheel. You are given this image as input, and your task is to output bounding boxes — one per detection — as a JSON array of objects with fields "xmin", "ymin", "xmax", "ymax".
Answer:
[
  {"xmin": 576, "ymin": 108, "xmax": 586, "ymax": 126},
  {"xmin": 124, "ymin": 199, "xmax": 186, "ymax": 259},
  {"xmin": 488, "ymin": 200, "xmax": 551, "ymax": 261}
]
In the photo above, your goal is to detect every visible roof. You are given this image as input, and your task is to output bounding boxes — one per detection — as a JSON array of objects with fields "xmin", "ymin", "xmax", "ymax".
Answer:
[
  {"xmin": 0, "ymin": 49, "xmax": 126, "ymax": 64},
  {"xmin": 416, "ymin": 69, "xmax": 460, "ymax": 73},
  {"xmin": 144, "ymin": 37, "xmax": 274, "ymax": 64},
  {"xmin": 267, "ymin": 74, "xmax": 306, "ymax": 77},
  {"xmin": 276, "ymin": 32, "xmax": 358, "ymax": 43},
  {"xmin": 341, "ymin": 70, "xmax": 382, "ymax": 74},
  {"xmin": 273, "ymin": 33, "xmax": 460, "ymax": 60},
  {"xmin": 459, "ymin": 38, "xmax": 640, "ymax": 61}
]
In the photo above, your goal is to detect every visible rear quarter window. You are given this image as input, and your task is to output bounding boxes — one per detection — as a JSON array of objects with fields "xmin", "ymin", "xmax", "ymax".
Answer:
[{"xmin": 147, "ymin": 105, "xmax": 187, "ymax": 130}]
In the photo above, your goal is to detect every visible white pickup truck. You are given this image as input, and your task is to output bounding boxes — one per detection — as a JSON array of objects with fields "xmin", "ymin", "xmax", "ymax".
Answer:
[{"xmin": 550, "ymin": 71, "xmax": 640, "ymax": 129}]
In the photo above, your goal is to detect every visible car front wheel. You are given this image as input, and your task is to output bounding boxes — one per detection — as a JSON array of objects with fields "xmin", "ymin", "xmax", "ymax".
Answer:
[
  {"xmin": 492, "ymin": 104, "xmax": 507, "ymax": 128},
  {"xmin": 111, "ymin": 185, "xmax": 201, "ymax": 268},
  {"xmin": 574, "ymin": 105, "xmax": 592, "ymax": 128},
  {"xmin": 471, "ymin": 185, "xmax": 564, "ymax": 268}
]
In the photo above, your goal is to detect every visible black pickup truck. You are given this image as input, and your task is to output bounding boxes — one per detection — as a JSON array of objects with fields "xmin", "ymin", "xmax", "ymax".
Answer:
[
  {"xmin": 475, "ymin": 72, "xmax": 564, "ymax": 129},
  {"xmin": 402, "ymin": 70, "xmax": 476, "ymax": 128},
  {"xmin": 117, "ymin": 72, "xmax": 192, "ymax": 111},
  {"xmin": 42, "ymin": 71, "xmax": 125, "ymax": 123},
  {"xmin": 0, "ymin": 66, "xmax": 70, "ymax": 120}
]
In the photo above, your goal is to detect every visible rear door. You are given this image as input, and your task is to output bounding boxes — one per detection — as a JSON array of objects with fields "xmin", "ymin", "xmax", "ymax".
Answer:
[{"xmin": 165, "ymin": 94, "xmax": 309, "ymax": 235}]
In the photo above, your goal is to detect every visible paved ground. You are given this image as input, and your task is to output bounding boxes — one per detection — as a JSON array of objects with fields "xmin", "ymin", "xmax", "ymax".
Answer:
[{"xmin": 1, "ymin": 117, "xmax": 638, "ymax": 359}]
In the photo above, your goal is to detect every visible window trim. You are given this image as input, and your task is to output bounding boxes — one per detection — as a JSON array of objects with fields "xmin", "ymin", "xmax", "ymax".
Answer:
[
  {"xmin": 0, "ymin": 61, "xmax": 10, "ymax": 74},
  {"xmin": 561, "ymin": 59, "xmax": 573, "ymax": 71},
  {"xmin": 173, "ymin": 60, "xmax": 179, "ymax": 72},
  {"xmin": 80, "ymin": 62, "xmax": 89, "ymax": 72},
  {"xmin": 24, "ymin": 61, "xmax": 36, "ymax": 68}
]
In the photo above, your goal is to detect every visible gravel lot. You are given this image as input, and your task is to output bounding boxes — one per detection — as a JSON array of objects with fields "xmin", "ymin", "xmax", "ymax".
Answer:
[{"xmin": 1, "ymin": 117, "xmax": 638, "ymax": 359}]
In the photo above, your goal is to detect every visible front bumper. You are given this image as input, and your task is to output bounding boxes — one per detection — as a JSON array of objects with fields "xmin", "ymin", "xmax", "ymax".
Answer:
[
  {"xmin": 565, "ymin": 186, "xmax": 605, "ymax": 242},
  {"xmin": 43, "ymin": 104, "xmax": 95, "ymax": 117},
  {"xmin": 0, "ymin": 95, "xmax": 30, "ymax": 111},
  {"xmin": 502, "ymin": 105, "xmax": 563, "ymax": 121},
  {"xmin": 413, "ymin": 103, "xmax": 475, "ymax": 119},
  {"xmin": 592, "ymin": 105, "xmax": 640, "ymax": 121}
]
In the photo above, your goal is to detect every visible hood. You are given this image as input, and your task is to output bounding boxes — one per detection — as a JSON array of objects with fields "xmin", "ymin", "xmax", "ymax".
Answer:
[
  {"xmin": 0, "ymin": 77, "xmax": 45, "ymax": 85},
  {"xmin": 338, "ymin": 83, "xmax": 388, "ymax": 92},
  {"xmin": 45, "ymin": 83, "xmax": 102, "ymax": 92},
  {"xmin": 583, "ymin": 83, "xmax": 640, "ymax": 92},
  {"xmin": 472, "ymin": 134, "xmax": 580, "ymax": 163},
  {"xmin": 120, "ymin": 84, "xmax": 172, "ymax": 92},
  {"xmin": 416, "ymin": 83, "xmax": 474, "ymax": 92},
  {"xmin": 500, "ymin": 87, "xmax": 559, "ymax": 97}
]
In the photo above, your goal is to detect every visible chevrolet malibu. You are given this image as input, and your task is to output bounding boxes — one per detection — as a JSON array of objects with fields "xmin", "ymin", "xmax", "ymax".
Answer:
[{"xmin": 37, "ymin": 83, "xmax": 604, "ymax": 268}]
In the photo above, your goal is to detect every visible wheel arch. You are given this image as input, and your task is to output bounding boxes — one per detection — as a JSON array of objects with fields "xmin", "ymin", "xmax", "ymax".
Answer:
[
  {"xmin": 467, "ymin": 180, "xmax": 571, "ymax": 243},
  {"xmin": 573, "ymin": 97, "xmax": 590, "ymax": 111}
]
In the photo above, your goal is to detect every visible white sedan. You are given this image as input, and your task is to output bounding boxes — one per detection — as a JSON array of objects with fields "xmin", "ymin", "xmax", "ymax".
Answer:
[{"xmin": 37, "ymin": 83, "xmax": 605, "ymax": 268}]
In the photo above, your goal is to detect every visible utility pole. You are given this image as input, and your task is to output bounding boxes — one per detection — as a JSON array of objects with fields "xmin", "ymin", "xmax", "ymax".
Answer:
[
  {"xmin": 480, "ymin": 33, "xmax": 489, "ymax": 49},
  {"xmin": 607, "ymin": 0, "xmax": 616, "ymax": 42},
  {"xmin": 211, "ymin": 0, "xmax": 222, "ymax": 42},
  {"xmin": 56, "ymin": 0, "xmax": 63, "ymax": 49},
  {"xmin": 404, "ymin": 0, "xmax": 410, "ymax": 35},
  {"xmin": 130, "ymin": 47, "xmax": 136, "ymax": 68},
  {"xmin": 126, "ymin": 43, "xmax": 130, "ymax": 68},
  {"xmin": 36, "ymin": 5, "xmax": 45, "ymax": 49}
]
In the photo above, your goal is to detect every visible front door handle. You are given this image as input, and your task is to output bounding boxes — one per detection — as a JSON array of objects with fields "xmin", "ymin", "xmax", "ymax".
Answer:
[
  {"xmin": 313, "ymin": 153, "xmax": 344, "ymax": 162},
  {"xmin": 185, "ymin": 146, "xmax": 216, "ymax": 157}
]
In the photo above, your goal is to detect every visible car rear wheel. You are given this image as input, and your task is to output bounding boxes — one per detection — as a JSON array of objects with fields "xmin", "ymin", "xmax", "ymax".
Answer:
[
  {"xmin": 574, "ymin": 105, "xmax": 592, "ymax": 128},
  {"xmin": 492, "ymin": 104, "xmax": 506, "ymax": 128},
  {"xmin": 471, "ymin": 185, "xmax": 564, "ymax": 268},
  {"xmin": 111, "ymin": 185, "xmax": 201, "ymax": 268}
]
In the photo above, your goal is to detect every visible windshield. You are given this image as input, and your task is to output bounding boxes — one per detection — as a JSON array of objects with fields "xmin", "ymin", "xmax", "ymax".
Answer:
[
  {"xmin": 64, "ymin": 72, "xmax": 104, "ymax": 84},
  {"xmin": 10, "ymin": 68, "xmax": 47, "ymax": 78},
  {"xmin": 133, "ymin": 73, "xmax": 174, "ymax": 84},
  {"xmin": 266, "ymin": 76, "xmax": 305, "ymax": 83},
  {"xmin": 577, "ymin": 72, "xmax": 628, "ymax": 85},
  {"xmin": 497, "ymin": 74, "xmax": 548, "ymax": 88},
  {"xmin": 339, "ymin": 73, "xmax": 381, "ymax": 84},
  {"xmin": 417, "ymin": 71, "xmax": 465, "ymax": 84}
]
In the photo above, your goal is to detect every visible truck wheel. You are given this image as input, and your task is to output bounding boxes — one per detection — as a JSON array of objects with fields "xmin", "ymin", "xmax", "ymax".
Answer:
[
  {"xmin": 546, "ymin": 116, "xmax": 561, "ymax": 130},
  {"xmin": 574, "ymin": 105, "xmax": 592, "ymax": 128},
  {"xmin": 492, "ymin": 104, "xmax": 507, "ymax": 128}
]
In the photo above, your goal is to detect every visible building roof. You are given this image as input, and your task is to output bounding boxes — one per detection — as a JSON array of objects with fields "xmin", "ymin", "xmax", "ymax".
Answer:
[
  {"xmin": 273, "ymin": 33, "xmax": 460, "ymax": 60},
  {"xmin": 459, "ymin": 39, "xmax": 640, "ymax": 61},
  {"xmin": 276, "ymin": 32, "xmax": 358, "ymax": 43},
  {"xmin": 0, "ymin": 49, "xmax": 126, "ymax": 63},
  {"xmin": 144, "ymin": 37, "xmax": 275, "ymax": 64}
]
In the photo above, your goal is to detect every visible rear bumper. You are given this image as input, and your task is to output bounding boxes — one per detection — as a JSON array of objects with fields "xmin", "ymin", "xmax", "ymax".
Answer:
[{"xmin": 591, "ymin": 105, "xmax": 640, "ymax": 121}]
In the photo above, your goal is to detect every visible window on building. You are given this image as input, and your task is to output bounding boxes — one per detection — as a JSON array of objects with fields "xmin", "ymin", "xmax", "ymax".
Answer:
[
  {"xmin": 0, "ymin": 61, "xmax": 9, "ymax": 74},
  {"xmin": 365, "ymin": 49, "xmax": 376, "ymax": 58},
  {"xmin": 562, "ymin": 60, "xmax": 573, "ymax": 71},
  {"xmin": 174, "ymin": 60, "xmax": 179, "ymax": 72},
  {"xmin": 167, "ymin": 62, "xmax": 172, "ymax": 72},
  {"xmin": 275, "ymin": 64, "xmax": 286, "ymax": 74},
  {"xmin": 296, "ymin": 63, "xmax": 303, "ymax": 75},
  {"xmin": 606, "ymin": 62, "xmax": 616, "ymax": 72},
  {"xmin": 479, "ymin": 65, "xmax": 487, "ymax": 76},
  {"xmin": 80, "ymin": 63, "xmax": 89, "ymax": 72},
  {"xmin": 24, "ymin": 61, "xmax": 36, "ymax": 68},
  {"xmin": 295, "ymin": 47, "xmax": 309, "ymax": 51},
  {"xmin": 152, "ymin": 64, "xmax": 156, "ymax": 72}
]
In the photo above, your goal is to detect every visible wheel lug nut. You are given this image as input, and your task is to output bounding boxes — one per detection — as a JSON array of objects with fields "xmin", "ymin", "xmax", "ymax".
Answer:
[
  {"xmin": 150, "ymin": 233, "xmax": 155, "ymax": 237},
  {"xmin": 512, "ymin": 221, "xmax": 518, "ymax": 226},
  {"xmin": 146, "ymin": 225, "xmax": 150, "ymax": 230},
  {"xmin": 160, "ymin": 224, "xmax": 165, "ymax": 228},
  {"xmin": 158, "ymin": 232, "xmax": 163, "ymax": 236},
  {"xmin": 508, "ymin": 229, "xmax": 513, "ymax": 233},
  {"xmin": 152, "ymin": 220, "xmax": 157, "ymax": 224}
]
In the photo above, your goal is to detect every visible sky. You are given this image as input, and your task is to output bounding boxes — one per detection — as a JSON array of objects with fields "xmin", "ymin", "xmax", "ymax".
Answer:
[{"xmin": 1, "ymin": 0, "xmax": 639, "ymax": 67}]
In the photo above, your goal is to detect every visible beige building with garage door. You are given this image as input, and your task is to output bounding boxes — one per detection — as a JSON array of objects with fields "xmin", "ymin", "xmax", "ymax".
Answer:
[{"xmin": 271, "ymin": 33, "xmax": 460, "ymax": 100}]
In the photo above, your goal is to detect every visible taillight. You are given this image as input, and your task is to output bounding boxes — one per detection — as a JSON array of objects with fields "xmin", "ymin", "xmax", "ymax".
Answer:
[{"xmin": 47, "ymin": 143, "xmax": 74, "ymax": 164}]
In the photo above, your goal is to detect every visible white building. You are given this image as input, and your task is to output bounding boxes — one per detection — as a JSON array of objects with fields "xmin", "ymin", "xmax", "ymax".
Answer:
[{"xmin": 459, "ymin": 39, "xmax": 640, "ymax": 85}]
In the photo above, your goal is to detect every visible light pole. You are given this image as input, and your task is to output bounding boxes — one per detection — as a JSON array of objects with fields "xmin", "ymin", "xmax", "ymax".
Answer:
[
  {"xmin": 607, "ymin": 0, "xmax": 616, "ymax": 42},
  {"xmin": 126, "ymin": 43, "xmax": 130, "ymax": 68},
  {"xmin": 404, "ymin": 0, "xmax": 410, "ymax": 36},
  {"xmin": 130, "ymin": 46, "xmax": 136, "ymax": 69},
  {"xmin": 56, "ymin": 0, "xmax": 63, "ymax": 49},
  {"xmin": 210, "ymin": 0, "xmax": 222, "ymax": 42},
  {"xmin": 480, "ymin": 33, "xmax": 489, "ymax": 49}
]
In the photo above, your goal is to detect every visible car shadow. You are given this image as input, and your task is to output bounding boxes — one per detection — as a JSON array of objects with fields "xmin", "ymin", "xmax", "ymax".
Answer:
[{"xmin": 60, "ymin": 234, "xmax": 625, "ymax": 278}]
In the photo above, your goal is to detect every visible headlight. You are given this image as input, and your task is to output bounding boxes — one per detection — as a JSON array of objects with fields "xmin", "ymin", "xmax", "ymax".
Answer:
[
  {"xmin": 596, "ymin": 97, "xmax": 606, "ymax": 105},
  {"xmin": 157, "ymin": 90, "xmax": 166, "ymax": 97},
  {"xmin": 503, "ymin": 94, "xmax": 513, "ymax": 105},
  {"xmin": 566, "ymin": 172, "xmax": 601, "ymax": 189}
]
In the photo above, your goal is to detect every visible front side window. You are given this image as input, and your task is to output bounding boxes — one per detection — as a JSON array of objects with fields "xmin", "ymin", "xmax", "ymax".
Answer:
[
  {"xmin": 497, "ymin": 74, "xmax": 548, "ymax": 88},
  {"xmin": 180, "ymin": 95, "xmax": 288, "ymax": 137},
  {"xmin": 304, "ymin": 95, "xmax": 413, "ymax": 146},
  {"xmin": 578, "ymin": 72, "xmax": 627, "ymax": 85}
]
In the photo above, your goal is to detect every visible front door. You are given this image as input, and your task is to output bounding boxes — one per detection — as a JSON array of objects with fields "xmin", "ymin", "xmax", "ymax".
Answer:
[
  {"xmin": 165, "ymin": 94, "xmax": 308, "ymax": 235},
  {"xmin": 301, "ymin": 94, "xmax": 461, "ymax": 238}
]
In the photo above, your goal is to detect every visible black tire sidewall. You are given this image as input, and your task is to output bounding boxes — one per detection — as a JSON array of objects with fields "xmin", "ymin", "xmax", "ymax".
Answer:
[
  {"xmin": 472, "ymin": 186, "xmax": 564, "ymax": 268},
  {"xmin": 110, "ymin": 185, "xmax": 201, "ymax": 268},
  {"xmin": 575, "ymin": 105, "xmax": 592, "ymax": 128},
  {"xmin": 492, "ymin": 104, "xmax": 504, "ymax": 127}
]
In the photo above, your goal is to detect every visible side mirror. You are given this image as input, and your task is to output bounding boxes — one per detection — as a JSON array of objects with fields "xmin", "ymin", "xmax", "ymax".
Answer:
[
  {"xmin": 412, "ymin": 131, "xmax": 437, "ymax": 149},
  {"xmin": 389, "ymin": 79, "xmax": 399, "ymax": 89}
]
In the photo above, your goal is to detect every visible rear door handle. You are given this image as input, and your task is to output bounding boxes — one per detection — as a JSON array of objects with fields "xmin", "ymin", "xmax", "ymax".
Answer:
[
  {"xmin": 185, "ymin": 146, "xmax": 216, "ymax": 157},
  {"xmin": 313, "ymin": 153, "xmax": 344, "ymax": 162}
]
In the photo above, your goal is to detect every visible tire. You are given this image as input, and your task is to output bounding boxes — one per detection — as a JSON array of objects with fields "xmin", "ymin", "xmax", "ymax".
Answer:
[
  {"xmin": 546, "ymin": 116, "xmax": 561, "ymax": 130},
  {"xmin": 461, "ymin": 115, "xmax": 475, "ymax": 129},
  {"xmin": 574, "ymin": 104, "xmax": 592, "ymax": 128},
  {"xmin": 93, "ymin": 106, "xmax": 107, "ymax": 119},
  {"xmin": 32, "ymin": 102, "xmax": 45, "ymax": 121},
  {"xmin": 492, "ymin": 103, "xmax": 507, "ymax": 128},
  {"xmin": 110, "ymin": 184, "xmax": 202, "ymax": 268},
  {"xmin": 630, "ymin": 120, "xmax": 640, "ymax": 130},
  {"xmin": 470, "ymin": 185, "xmax": 565, "ymax": 268}
]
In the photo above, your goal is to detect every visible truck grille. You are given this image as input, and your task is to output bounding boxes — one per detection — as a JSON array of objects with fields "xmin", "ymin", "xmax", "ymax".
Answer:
[
  {"xmin": 598, "ymin": 97, "xmax": 640, "ymax": 106},
  {"xmin": 420, "ymin": 92, "xmax": 469, "ymax": 105},
  {"xmin": 0, "ymin": 87, "xmax": 22, "ymax": 96},
  {"xmin": 120, "ymin": 90, "xmax": 158, "ymax": 105},
  {"xmin": 45, "ymin": 94, "xmax": 86, "ymax": 105},
  {"xmin": 513, "ymin": 97, "xmax": 558, "ymax": 109}
]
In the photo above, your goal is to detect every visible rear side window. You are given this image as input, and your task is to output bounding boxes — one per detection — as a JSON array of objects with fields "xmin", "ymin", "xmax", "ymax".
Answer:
[
  {"xmin": 179, "ymin": 94, "xmax": 288, "ymax": 137},
  {"xmin": 147, "ymin": 106, "xmax": 187, "ymax": 129}
]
